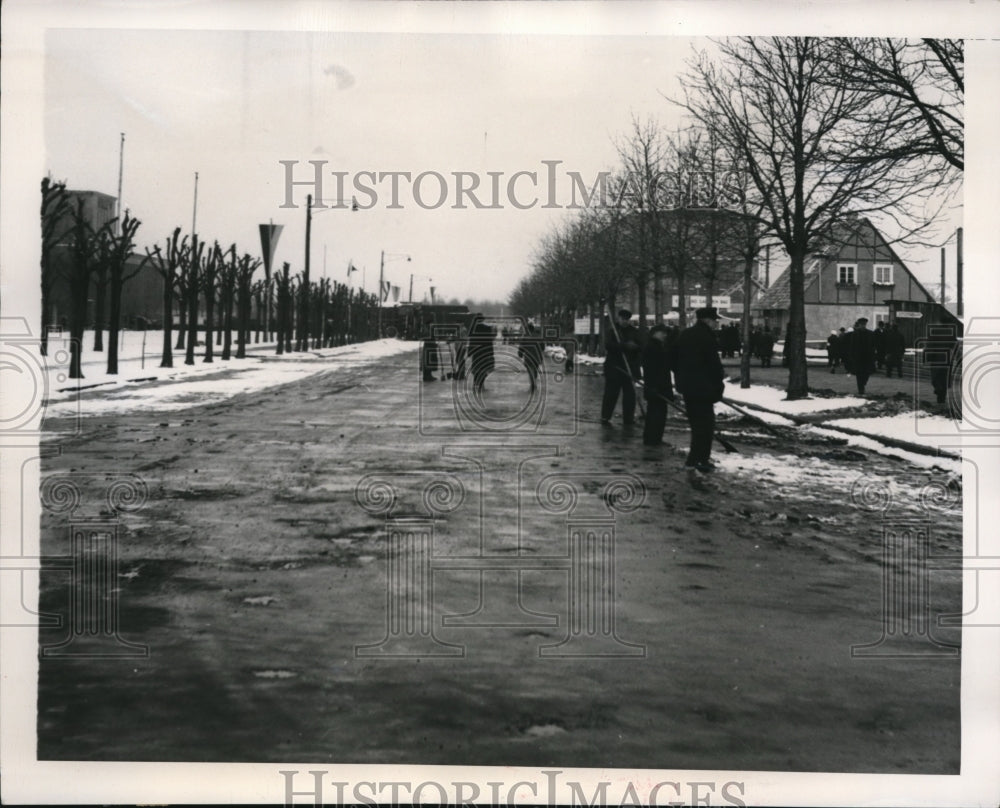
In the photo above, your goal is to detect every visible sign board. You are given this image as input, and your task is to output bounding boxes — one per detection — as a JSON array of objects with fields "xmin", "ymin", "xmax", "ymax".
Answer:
[
  {"xmin": 574, "ymin": 317, "xmax": 594, "ymax": 335},
  {"xmin": 670, "ymin": 295, "xmax": 731, "ymax": 309},
  {"xmin": 895, "ymin": 311, "xmax": 923, "ymax": 319}
]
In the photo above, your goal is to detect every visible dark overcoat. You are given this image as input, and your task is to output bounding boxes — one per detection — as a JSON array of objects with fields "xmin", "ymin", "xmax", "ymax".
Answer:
[{"xmin": 672, "ymin": 321, "xmax": 724, "ymax": 403}]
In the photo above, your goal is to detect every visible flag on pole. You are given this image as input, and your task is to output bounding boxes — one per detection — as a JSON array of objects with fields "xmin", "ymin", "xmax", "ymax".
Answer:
[
  {"xmin": 430, "ymin": 286, "xmax": 436, "ymax": 303},
  {"xmin": 391, "ymin": 285, "xmax": 400, "ymax": 302},
  {"xmin": 381, "ymin": 280, "xmax": 391, "ymax": 302},
  {"xmin": 258, "ymin": 223, "xmax": 283, "ymax": 277},
  {"xmin": 347, "ymin": 260, "xmax": 358, "ymax": 278}
]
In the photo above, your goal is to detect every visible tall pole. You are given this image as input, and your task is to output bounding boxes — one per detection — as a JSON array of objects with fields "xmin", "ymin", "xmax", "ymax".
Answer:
[
  {"xmin": 192, "ymin": 171, "xmax": 199, "ymax": 236},
  {"xmin": 940, "ymin": 246, "xmax": 946, "ymax": 305},
  {"xmin": 956, "ymin": 227, "xmax": 963, "ymax": 318},
  {"xmin": 300, "ymin": 193, "xmax": 312, "ymax": 351},
  {"xmin": 115, "ymin": 132, "xmax": 125, "ymax": 236},
  {"xmin": 378, "ymin": 249, "xmax": 385, "ymax": 338},
  {"xmin": 409, "ymin": 273, "xmax": 414, "ymax": 304}
]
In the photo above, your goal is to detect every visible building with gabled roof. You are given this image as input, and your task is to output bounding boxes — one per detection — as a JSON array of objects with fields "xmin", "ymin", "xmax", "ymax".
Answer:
[{"xmin": 753, "ymin": 217, "xmax": 939, "ymax": 339}]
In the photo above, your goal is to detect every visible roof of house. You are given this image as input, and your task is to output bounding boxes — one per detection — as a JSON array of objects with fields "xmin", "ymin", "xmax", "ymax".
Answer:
[
  {"xmin": 754, "ymin": 260, "xmax": 821, "ymax": 311},
  {"xmin": 753, "ymin": 217, "xmax": 935, "ymax": 311}
]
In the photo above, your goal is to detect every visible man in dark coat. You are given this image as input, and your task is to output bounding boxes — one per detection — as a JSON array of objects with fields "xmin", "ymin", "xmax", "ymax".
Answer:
[
  {"xmin": 837, "ymin": 327, "xmax": 852, "ymax": 374},
  {"xmin": 601, "ymin": 308, "xmax": 642, "ymax": 426},
  {"xmin": 883, "ymin": 322, "xmax": 906, "ymax": 378},
  {"xmin": 421, "ymin": 314, "xmax": 440, "ymax": 382},
  {"xmin": 873, "ymin": 321, "xmax": 887, "ymax": 371},
  {"xmin": 758, "ymin": 326, "xmax": 775, "ymax": 367},
  {"xmin": 467, "ymin": 314, "xmax": 495, "ymax": 394},
  {"xmin": 673, "ymin": 307, "xmax": 725, "ymax": 472},
  {"xmin": 827, "ymin": 331, "xmax": 840, "ymax": 373},
  {"xmin": 641, "ymin": 324, "xmax": 675, "ymax": 446},
  {"xmin": 924, "ymin": 318, "xmax": 958, "ymax": 405},
  {"xmin": 517, "ymin": 321, "xmax": 544, "ymax": 393},
  {"xmin": 847, "ymin": 317, "xmax": 876, "ymax": 394}
]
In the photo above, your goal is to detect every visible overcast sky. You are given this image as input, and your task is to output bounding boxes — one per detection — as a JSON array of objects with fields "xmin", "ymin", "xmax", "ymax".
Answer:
[
  {"xmin": 30, "ymin": 8, "xmax": 980, "ymax": 310},
  {"xmin": 44, "ymin": 29, "xmax": 706, "ymax": 302},
  {"xmin": 43, "ymin": 25, "xmax": 967, "ymax": 305}
]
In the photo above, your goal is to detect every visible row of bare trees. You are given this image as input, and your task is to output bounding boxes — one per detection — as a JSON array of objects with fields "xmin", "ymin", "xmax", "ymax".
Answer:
[
  {"xmin": 40, "ymin": 178, "xmax": 384, "ymax": 379},
  {"xmin": 512, "ymin": 37, "xmax": 963, "ymax": 399}
]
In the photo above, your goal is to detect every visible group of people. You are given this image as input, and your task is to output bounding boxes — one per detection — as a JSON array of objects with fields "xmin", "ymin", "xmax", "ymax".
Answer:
[
  {"xmin": 826, "ymin": 319, "xmax": 908, "ymax": 393},
  {"xmin": 421, "ymin": 314, "xmax": 546, "ymax": 395},
  {"xmin": 602, "ymin": 307, "xmax": 724, "ymax": 474}
]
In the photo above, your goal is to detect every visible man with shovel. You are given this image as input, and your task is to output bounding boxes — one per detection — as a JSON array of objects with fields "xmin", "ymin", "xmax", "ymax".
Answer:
[
  {"xmin": 601, "ymin": 308, "xmax": 642, "ymax": 426},
  {"xmin": 673, "ymin": 307, "xmax": 725, "ymax": 473},
  {"xmin": 641, "ymin": 324, "xmax": 675, "ymax": 446}
]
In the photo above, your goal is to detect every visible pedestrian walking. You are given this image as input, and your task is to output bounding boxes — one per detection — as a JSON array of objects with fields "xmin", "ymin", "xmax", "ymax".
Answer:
[
  {"xmin": 883, "ymin": 322, "xmax": 906, "ymax": 378},
  {"xmin": 641, "ymin": 323, "xmax": 675, "ymax": 446},
  {"xmin": 467, "ymin": 313, "xmax": 495, "ymax": 395},
  {"xmin": 673, "ymin": 307, "xmax": 725, "ymax": 473},
  {"xmin": 601, "ymin": 308, "xmax": 642, "ymax": 426},
  {"xmin": 517, "ymin": 321, "xmax": 544, "ymax": 393},
  {"xmin": 847, "ymin": 317, "xmax": 876, "ymax": 394},
  {"xmin": 421, "ymin": 314, "xmax": 440, "ymax": 382},
  {"xmin": 924, "ymin": 317, "xmax": 958, "ymax": 406},
  {"xmin": 759, "ymin": 326, "xmax": 775, "ymax": 368},
  {"xmin": 838, "ymin": 327, "xmax": 853, "ymax": 374},
  {"xmin": 873, "ymin": 321, "xmax": 887, "ymax": 371},
  {"xmin": 827, "ymin": 331, "xmax": 840, "ymax": 373}
]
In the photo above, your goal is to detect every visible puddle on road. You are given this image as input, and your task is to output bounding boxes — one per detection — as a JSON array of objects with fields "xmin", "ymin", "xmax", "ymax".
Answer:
[{"xmin": 253, "ymin": 670, "xmax": 297, "ymax": 679}]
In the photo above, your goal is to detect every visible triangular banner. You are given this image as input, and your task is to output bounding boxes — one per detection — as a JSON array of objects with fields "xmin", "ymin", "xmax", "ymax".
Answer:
[{"xmin": 258, "ymin": 223, "xmax": 283, "ymax": 276}]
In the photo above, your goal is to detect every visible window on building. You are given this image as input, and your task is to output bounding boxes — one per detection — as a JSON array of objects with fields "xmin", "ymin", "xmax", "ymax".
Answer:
[
  {"xmin": 837, "ymin": 264, "xmax": 857, "ymax": 285},
  {"xmin": 873, "ymin": 264, "xmax": 894, "ymax": 285},
  {"xmin": 874, "ymin": 311, "xmax": 890, "ymax": 327}
]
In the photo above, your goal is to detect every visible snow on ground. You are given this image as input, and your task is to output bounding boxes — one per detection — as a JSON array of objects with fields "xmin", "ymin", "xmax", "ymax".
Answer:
[
  {"xmin": 827, "ymin": 412, "xmax": 963, "ymax": 451},
  {"xmin": 41, "ymin": 331, "xmax": 418, "ymax": 419},
  {"xmin": 714, "ymin": 443, "xmax": 961, "ymax": 512},
  {"xmin": 801, "ymin": 426, "xmax": 961, "ymax": 473},
  {"xmin": 721, "ymin": 380, "xmax": 864, "ymax": 414}
]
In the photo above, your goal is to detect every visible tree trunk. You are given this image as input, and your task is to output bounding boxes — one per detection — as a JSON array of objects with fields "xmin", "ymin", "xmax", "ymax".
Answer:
[
  {"xmin": 107, "ymin": 276, "xmax": 123, "ymax": 375},
  {"xmin": 40, "ymin": 281, "xmax": 52, "ymax": 357},
  {"xmin": 176, "ymin": 303, "xmax": 186, "ymax": 350},
  {"xmin": 740, "ymin": 254, "xmax": 754, "ymax": 389},
  {"xmin": 92, "ymin": 266, "xmax": 107, "ymax": 351},
  {"xmin": 160, "ymin": 271, "xmax": 173, "ymax": 368},
  {"xmin": 786, "ymin": 250, "xmax": 809, "ymax": 399},
  {"xmin": 185, "ymin": 279, "xmax": 198, "ymax": 366},
  {"xmin": 222, "ymin": 290, "xmax": 234, "ymax": 360},
  {"xmin": 203, "ymin": 287, "xmax": 215, "ymax": 362},
  {"xmin": 236, "ymin": 283, "xmax": 249, "ymax": 359}
]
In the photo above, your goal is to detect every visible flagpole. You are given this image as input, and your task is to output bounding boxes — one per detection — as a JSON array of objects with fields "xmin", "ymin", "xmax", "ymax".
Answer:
[
  {"xmin": 192, "ymin": 171, "xmax": 199, "ymax": 236},
  {"xmin": 115, "ymin": 132, "xmax": 125, "ymax": 236},
  {"xmin": 378, "ymin": 249, "xmax": 385, "ymax": 338}
]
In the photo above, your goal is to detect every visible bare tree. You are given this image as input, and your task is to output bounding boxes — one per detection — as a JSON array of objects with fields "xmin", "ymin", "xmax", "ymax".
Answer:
[
  {"xmin": 200, "ymin": 242, "xmax": 223, "ymax": 363},
  {"xmin": 145, "ymin": 228, "xmax": 189, "ymax": 369},
  {"xmin": 65, "ymin": 199, "xmax": 98, "ymax": 379},
  {"xmin": 40, "ymin": 177, "xmax": 72, "ymax": 357},
  {"xmin": 235, "ymin": 252, "xmax": 261, "ymax": 359},
  {"xmin": 823, "ymin": 38, "xmax": 962, "ymax": 176},
  {"xmin": 184, "ymin": 237, "xmax": 205, "ymax": 365},
  {"xmin": 674, "ymin": 37, "xmax": 946, "ymax": 399},
  {"xmin": 97, "ymin": 212, "xmax": 143, "ymax": 375}
]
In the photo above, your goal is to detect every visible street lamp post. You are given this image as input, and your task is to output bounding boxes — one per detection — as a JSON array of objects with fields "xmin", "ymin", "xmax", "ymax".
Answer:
[
  {"xmin": 300, "ymin": 194, "xmax": 356, "ymax": 351},
  {"xmin": 377, "ymin": 250, "xmax": 411, "ymax": 338}
]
